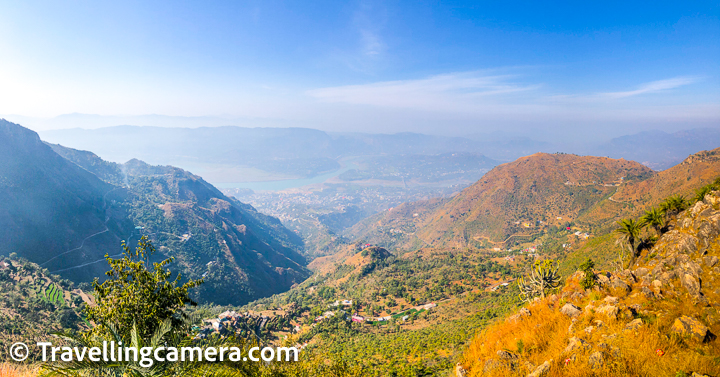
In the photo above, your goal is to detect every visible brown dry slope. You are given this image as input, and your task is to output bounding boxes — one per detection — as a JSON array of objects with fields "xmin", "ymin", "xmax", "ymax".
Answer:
[
  {"xmin": 581, "ymin": 148, "xmax": 720, "ymax": 227},
  {"xmin": 415, "ymin": 153, "xmax": 652, "ymax": 247},
  {"xmin": 353, "ymin": 149, "xmax": 720, "ymax": 251}
]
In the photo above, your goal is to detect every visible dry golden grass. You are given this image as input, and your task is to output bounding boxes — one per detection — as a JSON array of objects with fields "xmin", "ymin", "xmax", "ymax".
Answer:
[
  {"xmin": 0, "ymin": 363, "xmax": 36, "ymax": 377},
  {"xmin": 460, "ymin": 274, "xmax": 720, "ymax": 377}
]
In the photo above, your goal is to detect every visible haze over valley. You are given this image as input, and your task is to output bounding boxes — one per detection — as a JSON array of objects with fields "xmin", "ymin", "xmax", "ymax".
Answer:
[{"xmin": 1, "ymin": 2, "xmax": 719, "ymax": 376}]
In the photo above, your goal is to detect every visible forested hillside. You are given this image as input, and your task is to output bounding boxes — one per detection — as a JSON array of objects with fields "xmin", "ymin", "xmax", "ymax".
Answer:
[{"xmin": 1, "ymin": 120, "xmax": 311, "ymax": 305}]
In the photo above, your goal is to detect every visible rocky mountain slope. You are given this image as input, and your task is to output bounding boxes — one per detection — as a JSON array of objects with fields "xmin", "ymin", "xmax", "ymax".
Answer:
[
  {"xmin": 459, "ymin": 190, "xmax": 720, "ymax": 377},
  {"xmin": 0, "ymin": 119, "xmax": 132, "ymax": 279},
  {"xmin": 1, "ymin": 119, "xmax": 309, "ymax": 305}
]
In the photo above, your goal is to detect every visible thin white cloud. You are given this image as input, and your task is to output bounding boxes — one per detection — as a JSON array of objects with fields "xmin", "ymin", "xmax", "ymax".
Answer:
[
  {"xmin": 306, "ymin": 72, "xmax": 539, "ymax": 112},
  {"xmin": 360, "ymin": 29, "xmax": 384, "ymax": 56},
  {"xmin": 600, "ymin": 76, "xmax": 700, "ymax": 99}
]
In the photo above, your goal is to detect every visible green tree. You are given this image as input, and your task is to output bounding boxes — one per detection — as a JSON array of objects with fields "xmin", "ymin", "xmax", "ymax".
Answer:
[{"xmin": 86, "ymin": 237, "xmax": 203, "ymax": 339}]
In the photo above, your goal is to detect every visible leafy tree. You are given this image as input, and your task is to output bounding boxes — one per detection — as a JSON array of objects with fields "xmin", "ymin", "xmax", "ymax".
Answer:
[
  {"xmin": 86, "ymin": 236, "xmax": 203, "ymax": 339},
  {"xmin": 517, "ymin": 259, "xmax": 561, "ymax": 302}
]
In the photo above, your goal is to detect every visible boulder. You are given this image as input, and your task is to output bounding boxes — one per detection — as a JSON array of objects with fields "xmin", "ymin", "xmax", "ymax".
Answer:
[
  {"xmin": 597, "ymin": 273, "xmax": 610, "ymax": 287},
  {"xmin": 681, "ymin": 273, "xmax": 702, "ymax": 297},
  {"xmin": 561, "ymin": 303, "xmax": 582, "ymax": 317},
  {"xmin": 507, "ymin": 308, "xmax": 532, "ymax": 323},
  {"xmin": 624, "ymin": 318, "xmax": 643, "ymax": 331},
  {"xmin": 641, "ymin": 287, "xmax": 657, "ymax": 299},
  {"xmin": 588, "ymin": 351, "xmax": 604, "ymax": 369},
  {"xmin": 597, "ymin": 305, "xmax": 619, "ymax": 319},
  {"xmin": 497, "ymin": 350, "xmax": 519, "ymax": 360},
  {"xmin": 610, "ymin": 277, "xmax": 631, "ymax": 293},
  {"xmin": 681, "ymin": 260, "xmax": 703, "ymax": 278},
  {"xmin": 564, "ymin": 337, "xmax": 590, "ymax": 354},
  {"xmin": 603, "ymin": 296, "xmax": 619, "ymax": 305},
  {"xmin": 634, "ymin": 267, "xmax": 649, "ymax": 278},
  {"xmin": 671, "ymin": 316, "xmax": 715, "ymax": 343},
  {"xmin": 455, "ymin": 363, "xmax": 467, "ymax": 377},
  {"xmin": 704, "ymin": 256, "xmax": 718, "ymax": 268},
  {"xmin": 621, "ymin": 269, "xmax": 637, "ymax": 282},
  {"xmin": 527, "ymin": 360, "xmax": 551, "ymax": 377}
]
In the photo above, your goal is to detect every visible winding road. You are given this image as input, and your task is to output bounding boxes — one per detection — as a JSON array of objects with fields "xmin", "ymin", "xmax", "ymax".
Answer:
[{"xmin": 45, "ymin": 186, "xmax": 129, "ymax": 273}]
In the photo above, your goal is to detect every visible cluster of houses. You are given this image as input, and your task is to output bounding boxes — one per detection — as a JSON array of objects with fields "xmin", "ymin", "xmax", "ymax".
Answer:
[
  {"xmin": 573, "ymin": 231, "xmax": 590, "ymax": 239},
  {"xmin": 314, "ymin": 302, "xmax": 438, "ymax": 324},
  {"xmin": 194, "ymin": 310, "xmax": 270, "ymax": 340},
  {"xmin": 489, "ymin": 279, "xmax": 516, "ymax": 292}
]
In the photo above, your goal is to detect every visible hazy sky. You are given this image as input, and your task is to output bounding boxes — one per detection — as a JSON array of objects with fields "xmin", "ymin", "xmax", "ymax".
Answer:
[{"xmin": 0, "ymin": 1, "xmax": 718, "ymax": 136}]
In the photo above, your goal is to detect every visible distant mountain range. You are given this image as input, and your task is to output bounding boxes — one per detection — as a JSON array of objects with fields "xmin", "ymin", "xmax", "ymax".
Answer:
[
  {"xmin": 36, "ymin": 125, "xmax": 720, "ymax": 189},
  {"xmin": 0, "ymin": 119, "xmax": 310, "ymax": 305},
  {"xmin": 594, "ymin": 128, "xmax": 720, "ymax": 170}
]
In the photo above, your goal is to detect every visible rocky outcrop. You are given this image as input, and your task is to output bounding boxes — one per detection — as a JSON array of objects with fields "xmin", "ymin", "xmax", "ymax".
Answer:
[
  {"xmin": 462, "ymin": 190, "xmax": 720, "ymax": 376},
  {"xmin": 527, "ymin": 360, "xmax": 551, "ymax": 377},
  {"xmin": 672, "ymin": 316, "xmax": 715, "ymax": 343}
]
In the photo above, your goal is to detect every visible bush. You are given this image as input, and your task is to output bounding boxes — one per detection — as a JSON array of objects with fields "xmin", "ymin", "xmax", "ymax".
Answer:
[{"xmin": 579, "ymin": 258, "xmax": 596, "ymax": 290}]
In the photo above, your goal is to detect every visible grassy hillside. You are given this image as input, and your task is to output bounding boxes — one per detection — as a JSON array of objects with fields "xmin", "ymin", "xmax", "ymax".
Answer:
[
  {"xmin": 0, "ymin": 255, "xmax": 90, "ymax": 361},
  {"xmin": 460, "ymin": 189, "xmax": 720, "ymax": 376}
]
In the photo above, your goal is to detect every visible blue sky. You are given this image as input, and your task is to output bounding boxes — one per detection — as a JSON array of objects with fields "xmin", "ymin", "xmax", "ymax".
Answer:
[{"xmin": 0, "ymin": 1, "xmax": 718, "ymax": 137}]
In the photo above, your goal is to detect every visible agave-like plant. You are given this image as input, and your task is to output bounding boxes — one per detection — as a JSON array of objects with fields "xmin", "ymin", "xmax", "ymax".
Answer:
[
  {"xmin": 641, "ymin": 207, "xmax": 665, "ymax": 235},
  {"xmin": 659, "ymin": 195, "xmax": 688, "ymax": 219},
  {"xmin": 614, "ymin": 218, "xmax": 645, "ymax": 267},
  {"xmin": 518, "ymin": 259, "xmax": 561, "ymax": 303},
  {"xmin": 693, "ymin": 185, "xmax": 714, "ymax": 204}
]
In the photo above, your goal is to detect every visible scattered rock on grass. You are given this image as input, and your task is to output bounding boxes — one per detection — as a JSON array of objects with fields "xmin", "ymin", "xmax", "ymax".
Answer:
[
  {"xmin": 561, "ymin": 303, "xmax": 582, "ymax": 317},
  {"xmin": 624, "ymin": 318, "xmax": 643, "ymax": 331},
  {"xmin": 588, "ymin": 351, "xmax": 604, "ymax": 369},
  {"xmin": 671, "ymin": 316, "xmax": 715, "ymax": 343},
  {"xmin": 527, "ymin": 360, "xmax": 551, "ymax": 377}
]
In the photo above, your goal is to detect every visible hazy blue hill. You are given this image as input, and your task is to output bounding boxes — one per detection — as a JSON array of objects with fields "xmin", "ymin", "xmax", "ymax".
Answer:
[
  {"xmin": 329, "ymin": 132, "xmax": 489, "ymax": 156},
  {"xmin": 46, "ymin": 142, "xmax": 126, "ymax": 186},
  {"xmin": 0, "ymin": 119, "xmax": 132, "ymax": 281},
  {"xmin": 49, "ymin": 143, "xmax": 310, "ymax": 305},
  {"xmin": 40, "ymin": 127, "xmax": 503, "ymax": 180},
  {"xmin": 41, "ymin": 126, "xmax": 341, "ymax": 178},
  {"xmin": 595, "ymin": 127, "xmax": 720, "ymax": 170}
]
